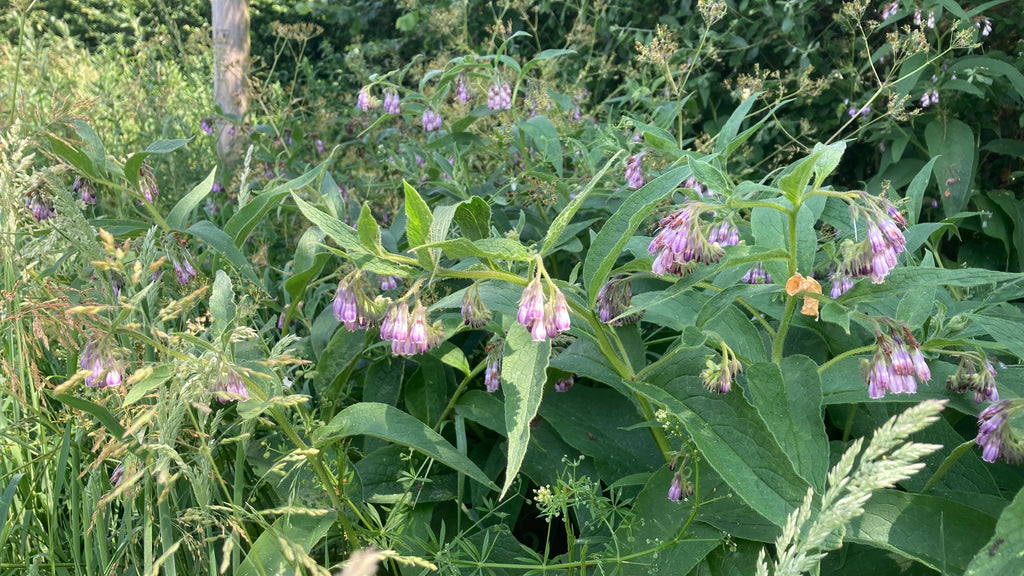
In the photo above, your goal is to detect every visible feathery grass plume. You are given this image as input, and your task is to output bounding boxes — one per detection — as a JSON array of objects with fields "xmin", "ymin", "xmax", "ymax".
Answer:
[{"xmin": 756, "ymin": 400, "xmax": 946, "ymax": 576}]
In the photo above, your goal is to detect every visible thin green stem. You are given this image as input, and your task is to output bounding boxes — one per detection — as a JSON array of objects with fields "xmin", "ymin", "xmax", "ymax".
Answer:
[
  {"xmin": 817, "ymin": 345, "xmax": 875, "ymax": 373},
  {"xmin": 434, "ymin": 358, "xmax": 487, "ymax": 433},
  {"xmin": 772, "ymin": 296, "xmax": 798, "ymax": 364}
]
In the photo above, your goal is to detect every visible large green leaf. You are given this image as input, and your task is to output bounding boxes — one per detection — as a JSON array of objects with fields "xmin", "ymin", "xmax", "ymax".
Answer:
[
  {"xmin": 925, "ymin": 117, "xmax": 975, "ymax": 218},
  {"xmin": 184, "ymin": 221, "xmax": 263, "ymax": 288},
  {"xmin": 224, "ymin": 162, "xmax": 325, "ymax": 245},
  {"xmin": 52, "ymin": 394, "xmax": 126, "ymax": 439},
  {"xmin": 236, "ymin": 511, "xmax": 337, "ymax": 576},
  {"xmin": 313, "ymin": 402, "xmax": 496, "ymax": 490},
  {"xmin": 965, "ymin": 487, "xmax": 1024, "ymax": 575},
  {"xmin": 209, "ymin": 269, "xmax": 236, "ymax": 341},
  {"xmin": 582, "ymin": 164, "xmax": 691, "ymax": 306},
  {"xmin": 166, "ymin": 167, "xmax": 216, "ymax": 231},
  {"xmin": 847, "ymin": 490, "xmax": 996, "ymax": 574},
  {"xmin": 403, "ymin": 180, "xmax": 433, "ymax": 250},
  {"xmin": 610, "ymin": 465, "xmax": 722, "ymax": 575},
  {"xmin": 637, "ymin": 352, "xmax": 810, "ymax": 526},
  {"xmin": 842, "ymin": 266, "xmax": 1022, "ymax": 303},
  {"xmin": 500, "ymin": 323, "xmax": 551, "ymax": 499},
  {"xmin": 714, "ymin": 92, "xmax": 760, "ymax": 155},
  {"xmin": 291, "ymin": 193, "xmax": 365, "ymax": 256},
  {"xmin": 453, "ymin": 196, "xmax": 491, "ymax": 241},
  {"xmin": 905, "ymin": 156, "xmax": 940, "ymax": 226},
  {"xmin": 746, "ymin": 356, "xmax": 829, "ymax": 491},
  {"xmin": 313, "ymin": 328, "xmax": 365, "ymax": 390},
  {"xmin": 422, "ymin": 238, "xmax": 531, "ymax": 261}
]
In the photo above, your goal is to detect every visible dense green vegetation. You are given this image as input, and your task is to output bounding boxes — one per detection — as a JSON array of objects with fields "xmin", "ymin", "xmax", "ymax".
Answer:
[{"xmin": 3, "ymin": 1, "xmax": 1024, "ymax": 575}]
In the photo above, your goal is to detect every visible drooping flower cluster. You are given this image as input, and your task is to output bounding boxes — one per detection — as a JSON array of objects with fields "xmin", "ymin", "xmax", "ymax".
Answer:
[
  {"xmin": 454, "ymin": 74, "xmax": 472, "ymax": 104},
  {"xmin": 947, "ymin": 357, "xmax": 999, "ymax": 403},
  {"xmin": 554, "ymin": 376, "xmax": 575, "ymax": 393},
  {"xmin": 913, "ymin": 8, "xmax": 935, "ymax": 29},
  {"xmin": 700, "ymin": 344, "xmax": 742, "ymax": 394},
  {"xmin": 379, "ymin": 275, "xmax": 402, "ymax": 291},
  {"xmin": 683, "ymin": 176, "xmax": 720, "ymax": 200},
  {"xmin": 421, "ymin": 108, "xmax": 443, "ymax": 132},
  {"xmin": 667, "ymin": 456, "xmax": 694, "ymax": 502},
  {"xmin": 484, "ymin": 337, "xmax": 504, "ymax": 393},
  {"xmin": 25, "ymin": 188, "xmax": 55, "ymax": 221},
  {"xmin": 380, "ymin": 301, "xmax": 444, "ymax": 356},
  {"xmin": 595, "ymin": 276, "xmax": 642, "ymax": 326},
  {"xmin": 517, "ymin": 278, "xmax": 571, "ymax": 342},
  {"xmin": 975, "ymin": 17, "xmax": 993, "ymax": 37},
  {"xmin": 212, "ymin": 368, "xmax": 249, "ymax": 403},
  {"xmin": 139, "ymin": 162, "xmax": 158, "ymax": 203},
  {"xmin": 625, "ymin": 153, "xmax": 645, "ymax": 189},
  {"xmin": 356, "ymin": 86, "xmax": 377, "ymax": 111},
  {"xmin": 200, "ymin": 117, "xmax": 214, "ymax": 135},
  {"xmin": 333, "ymin": 276, "xmax": 379, "ymax": 331},
  {"xmin": 649, "ymin": 206, "xmax": 738, "ymax": 277},
  {"xmin": 461, "ymin": 284, "xmax": 492, "ymax": 329},
  {"xmin": 741, "ymin": 262, "xmax": 772, "ymax": 284},
  {"xmin": 830, "ymin": 195, "xmax": 908, "ymax": 297},
  {"xmin": 80, "ymin": 339, "xmax": 124, "ymax": 388},
  {"xmin": 383, "ymin": 90, "xmax": 401, "ymax": 115},
  {"xmin": 920, "ymin": 89, "xmax": 939, "ymax": 108},
  {"xmin": 74, "ymin": 176, "xmax": 97, "ymax": 205},
  {"xmin": 976, "ymin": 401, "xmax": 1024, "ymax": 464},
  {"xmin": 880, "ymin": 1, "xmax": 898, "ymax": 20},
  {"xmin": 487, "ymin": 82, "xmax": 513, "ymax": 110},
  {"xmin": 861, "ymin": 330, "xmax": 931, "ymax": 399},
  {"xmin": 171, "ymin": 252, "xmax": 197, "ymax": 285}
]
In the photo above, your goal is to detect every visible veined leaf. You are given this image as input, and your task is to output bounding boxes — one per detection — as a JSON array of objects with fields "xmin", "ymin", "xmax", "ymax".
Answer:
[
  {"xmin": 313, "ymin": 402, "xmax": 496, "ymax": 490},
  {"xmin": 166, "ymin": 167, "xmax": 216, "ymax": 231},
  {"xmin": 500, "ymin": 323, "xmax": 551, "ymax": 499}
]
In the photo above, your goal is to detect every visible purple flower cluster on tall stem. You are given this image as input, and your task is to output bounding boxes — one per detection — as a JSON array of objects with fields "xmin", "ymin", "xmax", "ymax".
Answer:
[
  {"xmin": 422, "ymin": 108, "xmax": 442, "ymax": 132},
  {"xmin": 975, "ymin": 17, "xmax": 992, "ymax": 36},
  {"xmin": 624, "ymin": 153, "xmax": 645, "ymax": 189},
  {"xmin": 976, "ymin": 400, "xmax": 1023, "ymax": 463},
  {"xmin": 380, "ymin": 301, "xmax": 443, "ymax": 356},
  {"xmin": 831, "ymin": 196, "xmax": 907, "ymax": 297},
  {"xmin": 649, "ymin": 205, "xmax": 737, "ymax": 277},
  {"xmin": 683, "ymin": 176, "xmax": 719, "ymax": 200},
  {"xmin": 200, "ymin": 117, "xmax": 214, "ymax": 135},
  {"xmin": 741, "ymin": 262, "xmax": 772, "ymax": 284},
  {"xmin": 25, "ymin": 189, "xmax": 55, "ymax": 221},
  {"xmin": 881, "ymin": 1, "xmax": 898, "ymax": 20},
  {"xmin": 554, "ymin": 376, "xmax": 574, "ymax": 393},
  {"xmin": 516, "ymin": 278, "xmax": 571, "ymax": 342},
  {"xmin": 487, "ymin": 82, "xmax": 513, "ymax": 110},
  {"xmin": 454, "ymin": 74, "xmax": 472, "ymax": 104},
  {"xmin": 596, "ymin": 276, "xmax": 642, "ymax": 326},
  {"xmin": 356, "ymin": 86, "xmax": 376, "ymax": 111},
  {"xmin": 862, "ymin": 330, "xmax": 931, "ymax": 399},
  {"xmin": 333, "ymin": 276, "xmax": 377, "ymax": 331},
  {"xmin": 483, "ymin": 337, "xmax": 504, "ymax": 392},
  {"xmin": 80, "ymin": 339, "xmax": 124, "ymax": 388},
  {"xmin": 172, "ymin": 254, "xmax": 197, "ymax": 285},
  {"xmin": 139, "ymin": 163, "xmax": 158, "ymax": 203},
  {"xmin": 383, "ymin": 90, "xmax": 401, "ymax": 115},
  {"xmin": 213, "ymin": 368, "xmax": 249, "ymax": 403},
  {"xmin": 947, "ymin": 357, "xmax": 999, "ymax": 403},
  {"xmin": 461, "ymin": 284, "xmax": 491, "ymax": 328},
  {"xmin": 74, "ymin": 176, "xmax": 97, "ymax": 205},
  {"xmin": 379, "ymin": 275, "xmax": 402, "ymax": 291}
]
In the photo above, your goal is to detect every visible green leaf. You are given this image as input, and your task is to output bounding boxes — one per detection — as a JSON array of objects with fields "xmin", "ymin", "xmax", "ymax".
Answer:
[
  {"xmin": 123, "ymin": 138, "xmax": 191, "ymax": 189},
  {"xmin": 422, "ymin": 237, "xmax": 531, "ymax": 261},
  {"xmin": 291, "ymin": 193, "xmax": 366, "ymax": 255},
  {"xmin": 144, "ymin": 138, "xmax": 191, "ymax": 154},
  {"xmin": 500, "ymin": 323, "xmax": 551, "ymax": 499},
  {"xmin": 610, "ymin": 466, "xmax": 722, "ymax": 575},
  {"xmin": 970, "ymin": 314, "xmax": 1024, "ymax": 363},
  {"xmin": 847, "ymin": 490, "xmax": 996, "ymax": 574},
  {"xmin": 184, "ymin": 221, "xmax": 263, "ymax": 289},
  {"xmin": 841, "ymin": 267, "xmax": 1023, "ymax": 303},
  {"xmin": 689, "ymin": 158, "xmax": 731, "ymax": 196},
  {"xmin": 357, "ymin": 203, "xmax": 383, "ymax": 255},
  {"xmin": 965, "ymin": 486, "xmax": 1024, "ymax": 575},
  {"xmin": 987, "ymin": 190, "xmax": 1024, "ymax": 269},
  {"xmin": 48, "ymin": 136, "xmax": 95, "ymax": 178},
  {"xmin": 166, "ymin": 167, "xmax": 216, "ymax": 231},
  {"xmin": 540, "ymin": 149, "xmax": 624, "ymax": 257},
  {"xmin": 812, "ymin": 141, "xmax": 846, "ymax": 189},
  {"xmin": 925, "ymin": 117, "xmax": 975, "ymax": 218},
  {"xmin": 519, "ymin": 115, "xmax": 562, "ymax": 176},
  {"xmin": 313, "ymin": 328, "xmax": 365, "ymax": 390},
  {"xmin": 74, "ymin": 120, "xmax": 107, "ymax": 177},
  {"xmin": 714, "ymin": 92, "xmax": 760, "ymax": 155},
  {"xmin": 583, "ymin": 164, "xmax": 691, "ymax": 306},
  {"xmin": 285, "ymin": 228, "xmax": 329, "ymax": 304},
  {"xmin": 905, "ymin": 156, "xmax": 940, "ymax": 226},
  {"xmin": 405, "ymin": 355, "xmax": 448, "ymax": 427},
  {"xmin": 638, "ymin": 353, "xmax": 810, "ymax": 526},
  {"xmin": 313, "ymin": 402, "xmax": 497, "ymax": 490},
  {"xmin": 779, "ymin": 151, "xmax": 819, "ymax": 204},
  {"xmin": 52, "ymin": 394, "xmax": 126, "ymax": 439},
  {"xmin": 403, "ymin": 180, "xmax": 433, "ymax": 259},
  {"xmin": 236, "ymin": 511, "xmax": 337, "ymax": 576},
  {"xmin": 431, "ymin": 341, "xmax": 470, "ymax": 376},
  {"xmin": 225, "ymin": 162, "xmax": 326, "ymax": 245},
  {"xmin": 453, "ymin": 196, "xmax": 491, "ymax": 241},
  {"xmin": 210, "ymin": 270, "xmax": 236, "ymax": 340},
  {"xmin": 747, "ymin": 356, "xmax": 829, "ymax": 492},
  {"xmin": 949, "ymin": 55, "xmax": 1024, "ymax": 100},
  {"xmin": 124, "ymin": 364, "xmax": 175, "ymax": 406},
  {"xmin": 0, "ymin": 474, "xmax": 26, "ymax": 546}
]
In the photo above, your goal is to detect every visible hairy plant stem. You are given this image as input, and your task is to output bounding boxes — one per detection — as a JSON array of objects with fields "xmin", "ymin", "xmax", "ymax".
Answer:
[
  {"xmin": 773, "ymin": 204, "xmax": 801, "ymax": 363},
  {"xmin": 434, "ymin": 358, "xmax": 488, "ymax": 433}
]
